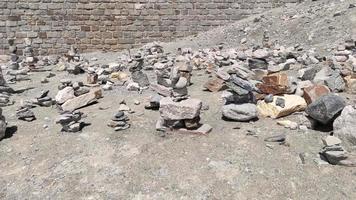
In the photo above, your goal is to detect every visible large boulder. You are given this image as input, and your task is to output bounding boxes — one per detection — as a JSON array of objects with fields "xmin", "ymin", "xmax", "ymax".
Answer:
[
  {"xmin": 305, "ymin": 94, "xmax": 346, "ymax": 125},
  {"xmin": 222, "ymin": 103, "xmax": 258, "ymax": 122},
  {"xmin": 159, "ymin": 98, "xmax": 202, "ymax": 120},
  {"xmin": 334, "ymin": 105, "xmax": 356, "ymax": 146},
  {"xmin": 257, "ymin": 95, "xmax": 307, "ymax": 118}
]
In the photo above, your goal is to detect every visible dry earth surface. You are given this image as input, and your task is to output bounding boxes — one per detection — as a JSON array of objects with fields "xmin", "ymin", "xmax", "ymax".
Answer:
[{"xmin": 1, "ymin": 0, "xmax": 356, "ymax": 199}]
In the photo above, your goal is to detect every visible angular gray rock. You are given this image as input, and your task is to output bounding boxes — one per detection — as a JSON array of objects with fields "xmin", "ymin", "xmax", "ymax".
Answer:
[
  {"xmin": 334, "ymin": 105, "xmax": 356, "ymax": 146},
  {"xmin": 305, "ymin": 94, "xmax": 346, "ymax": 124},
  {"xmin": 159, "ymin": 97, "xmax": 202, "ymax": 120},
  {"xmin": 222, "ymin": 103, "xmax": 258, "ymax": 122}
]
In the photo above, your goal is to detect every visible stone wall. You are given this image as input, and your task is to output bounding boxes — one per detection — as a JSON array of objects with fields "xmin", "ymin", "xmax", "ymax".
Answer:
[{"xmin": 0, "ymin": 0, "xmax": 301, "ymax": 55}]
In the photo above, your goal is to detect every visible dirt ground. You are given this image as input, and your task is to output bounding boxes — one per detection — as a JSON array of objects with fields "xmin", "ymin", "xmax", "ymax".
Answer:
[
  {"xmin": 0, "ymin": 60, "xmax": 355, "ymax": 199},
  {"xmin": 1, "ymin": 0, "xmax": 356, "ymax": 199}
]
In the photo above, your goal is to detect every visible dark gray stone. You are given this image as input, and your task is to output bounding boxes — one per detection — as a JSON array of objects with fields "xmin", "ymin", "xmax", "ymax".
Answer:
[{"xmin": 305, "ymin": 94, "xmax": 346, "ymax": 124}]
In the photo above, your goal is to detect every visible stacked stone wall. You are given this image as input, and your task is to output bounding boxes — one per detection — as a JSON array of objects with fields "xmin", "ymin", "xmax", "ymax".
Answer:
[{"xmin": 0, "ymin": 0, "xmax": 301, "ymax": 55}]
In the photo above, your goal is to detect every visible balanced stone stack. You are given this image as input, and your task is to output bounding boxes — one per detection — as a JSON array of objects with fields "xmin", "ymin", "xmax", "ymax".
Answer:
[
  {"xmin": 56, "ymin": 111, "xmax": 84, "ymax": 132},
  {"xmin": 221, "ymin": 74, "xmax": 258, "ymax": 122},
  {"xmin": 23, "ymin": 38, "xmax": 37, "ymax": 69},
  {"xmin": 107, "ymin": 111, "xmax": 130, "ymax": 131},
  {"xmin": 157, "ymin": 97, "xmax": 211, "ymax": 134},
  {"xmin": 320, "ymin": 135, "xmax": 356, "ymax": 167},
  {"xmin": 8, "ymin": 39, "xmax": 19, "ymax": 70},
  {"xmin": 31, "ymin": 90, "xmax": 53, "ymax": 107},
  {"xmin": 16, "ymin": 106, "xmax": 36, "ymax": 121},
  {"xmin": 0, "ymin": 108, "xmax": 6, "ymax": 140},
  {"xmin": 66, "ymin": 46, "xmax": 80, "ymax": 62},
  {"xmin": 0, "ymin": 67, "xmax": 14, "ymax": 106},
  {"xmin": 129, "ymin": 53, "xmax": 150, "ymax": 88}
]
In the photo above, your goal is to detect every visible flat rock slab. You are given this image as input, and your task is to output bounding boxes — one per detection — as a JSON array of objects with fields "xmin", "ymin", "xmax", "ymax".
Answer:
[
  {"xmin": 160, "ymin": 97, "xmax": 202, "ymax": 120},
  {"xmin": 61, "ymin": 88, "xmax": 102, "ymax": 112},
  {"xmin": 257, "ymin": 94, "xmax": 307, "ymax": 118},
  {"xmin": 169, "ymin": 124, "xmax": 213, "ymax": 135}
]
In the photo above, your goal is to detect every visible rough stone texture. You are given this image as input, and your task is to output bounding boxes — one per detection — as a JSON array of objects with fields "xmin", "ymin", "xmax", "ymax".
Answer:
[
  {"xmin": 222, "ymin": 103, "xmax": 258, "ymax": 122},
  {"xmin": 257, "ymin": 94, "xmax": 307, "ymax": 118},
  {"xmin": 159, "ymin": 97, "xmax": 202, "ymax": 120},
  {"xmin": 0, "ymin": 0, "xmax": 301, "ymax": 55},
  {"xmin": 303, "ymin": 85, "xmax": 330, "ymax": 105},
  {"xmin": 0, "ymin": 108, "xmax": 6, "ymax": 140},
  {"xmin": 305, "ymin": 94, "xmax": 346, "ymax": 125},
  {"xmin": 61, "ymin": 88, "xmax": 102, "ymax": 111},
  {"xmin": 334, "ymin": 105, "xmax": 356, "ymax": 146}
]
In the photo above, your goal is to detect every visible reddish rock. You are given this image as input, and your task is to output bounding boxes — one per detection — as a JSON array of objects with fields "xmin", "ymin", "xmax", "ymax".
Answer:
[
  {"xmin": 303, "ymin": 85, "xmax": 330, "ymax": 104},
  {"xmin": 203, "ymin": 78, "xmax": 227, "ymax": 92},
  {"xmin": 257, "ymin": 73, "xmax": 289, "ymax": 94}
]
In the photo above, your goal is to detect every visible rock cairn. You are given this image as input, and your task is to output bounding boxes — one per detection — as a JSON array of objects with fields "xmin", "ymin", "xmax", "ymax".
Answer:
[
  {"xmin": 30, "ymin": 90, "xmax": 54, "ymax": 107},
  {"xmin": 0, "ymin": 67, "xmax": 14, "ymax": 107},
  {"xmin": 56, "ymin": 111, "xmax": 84, "ymax": 132},
  {"xmin": 107, "ymin": 111, "xmax": 130, "ymax": 131},
  {"xmin": 16, "ymin": 105, "xmax": 36, "ymax": 122},
  {"xmin": 0, "ymin": 108, "xmax": 6, "ymax": 140},
  {"xmin": 8, "ymin": 39, "xmax": 19, "ymax": 70},
  {"xmin": 23, "ymin": 38, "xmax": 37, "ymax": 69}
]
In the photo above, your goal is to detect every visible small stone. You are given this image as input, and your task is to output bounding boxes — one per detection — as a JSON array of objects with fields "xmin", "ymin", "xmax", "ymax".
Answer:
[
  {"xmin": 248, "ymin": 58, "xmax": 268, "ymax": 69},
  {"xmin": 277, "ymin": 120, "xmax": 298, "ymax": 130},
  {"xmin": 322, "ymin": 136, "xmax": 342, "ymax": 146},
  {"xmin": 118, "ymin": 104, "xmax": 131, "ymax": 111},
  {"xmin": 264, "ymin": 134, "xmax": 286, "ymax": 142},
  {"xmin": 174, "ymin": 77, "xmax": 188, "ymax": 89},
  {"xmin": 41, "ymin": 78, "xmax": 49, "ymax": 83},
  {"xmin": 264, "ymin": 94, "xmax": 274, "ymax": 103},
  {"xmin": 275, "ymin": 97, "xmax": 285, "ymax": 108},
  {"xmin": 87, "ymin": 73, "xmax": 98, "ymax": 84}
]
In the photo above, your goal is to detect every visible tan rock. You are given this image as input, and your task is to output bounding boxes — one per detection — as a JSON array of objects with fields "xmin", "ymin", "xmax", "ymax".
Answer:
[
  {"xmin": 257, "ymin": 95, "xmax": 307, "ymax": 118},
  {"xmin": 110, "ymin": 72, "xmax": 128, "ymax": 81},
  {"xmin": 345, "ymin": 76, "xmax": 356, "ymax": 94},
  {"xmin": 61, "ymin": 88, "xmax": 102, "ymax": 111},
  {"xmin": 203, "ymin": 78, "xmax": 227, "ymax": 92}
]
